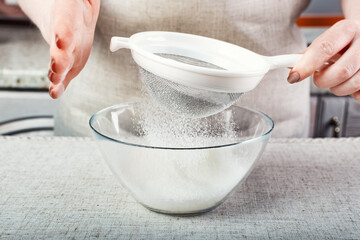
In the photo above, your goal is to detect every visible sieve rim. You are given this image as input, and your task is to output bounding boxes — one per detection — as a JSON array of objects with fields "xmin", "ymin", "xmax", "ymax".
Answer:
[
  {"xmin": 128, "ymin": 31, "xmax": 270, "ymax": 77},
  {"xmin": 89, "ymin": 102, "xmax": 274, "ymax": 150}
]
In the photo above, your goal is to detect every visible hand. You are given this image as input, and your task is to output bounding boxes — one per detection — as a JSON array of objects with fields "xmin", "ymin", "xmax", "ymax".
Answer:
[
  {"xmin": 47, "ymin": 0, "xmax": 100, "ymax": 99},
  {"xmin": 18, "ymin": 0, "xmax": 101, "ymax": 99},
  {"xmin": 288, "ymin": 19, "xmax": 360, "ymax": 102}
]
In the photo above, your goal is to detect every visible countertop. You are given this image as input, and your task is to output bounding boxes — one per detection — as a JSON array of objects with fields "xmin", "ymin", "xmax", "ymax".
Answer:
[
  {"xmin": 0, "ymin": 25, "xmax": 48, "ymax": 89},
  {"xmin": 0, "ymin": 137, "xmax": 359, "ymax": 239}
]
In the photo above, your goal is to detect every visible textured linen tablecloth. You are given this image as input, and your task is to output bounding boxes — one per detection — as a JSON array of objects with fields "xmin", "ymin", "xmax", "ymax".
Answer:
[{"xmin": 0, "ymin": 137, "xmax": 359, "ymax": 239}]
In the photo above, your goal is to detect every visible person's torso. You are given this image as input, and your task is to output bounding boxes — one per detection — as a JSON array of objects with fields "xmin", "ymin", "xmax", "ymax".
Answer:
[
  {"xmin": 55, "ymin": 0, "xmax": 311, "ymax": 137},
  {"xmin": 98, "ymin": 0, "xmax": 309, "ymax": 52}
]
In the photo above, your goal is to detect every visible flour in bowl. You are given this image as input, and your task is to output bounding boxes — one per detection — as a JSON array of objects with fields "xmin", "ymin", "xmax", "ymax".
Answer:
[{"xmin": 102, "ymin": 99, "xmax": 262, "ymax": 213}]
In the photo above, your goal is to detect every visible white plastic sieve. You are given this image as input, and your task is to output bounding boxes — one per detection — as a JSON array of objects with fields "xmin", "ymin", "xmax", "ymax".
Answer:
[{"xmin": 110, "ymin": 31, "xmax": 302, "ymax": 118}]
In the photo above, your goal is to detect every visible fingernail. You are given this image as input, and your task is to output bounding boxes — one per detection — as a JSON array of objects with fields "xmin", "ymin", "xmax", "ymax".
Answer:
[
  {"xmin": 287, "ymin": 71, "xmax": 300, "ymax": 84},
  {"xmin": 49, "ymin": 88, "xmax": 55, "ymax": 99},
  {"xmin": 49, "ymin": 83, "xmax": 65, "ymax": 99},
  {"xmin": 50, "ymin": 58, "xmax": 55, "ymax": 71},
  {"xmin": 48, "ymin": 69, "xmax": 54, "ymax": 81}
]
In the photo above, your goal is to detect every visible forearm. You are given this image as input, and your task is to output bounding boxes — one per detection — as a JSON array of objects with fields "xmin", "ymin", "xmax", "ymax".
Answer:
[
  {"xmin": 341, "ymin": 0, "xmax": 360, "ymax": 20},
  {"xmin": 17, "ymin": 0, "xmax": 52, "ymax": 42}
]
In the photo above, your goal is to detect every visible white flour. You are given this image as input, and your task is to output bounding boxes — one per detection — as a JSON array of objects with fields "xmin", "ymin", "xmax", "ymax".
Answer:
[
  {"xmin": 114, "ymin": 143, "xmax": 259, "ymax": 213},
  {"xmin": 138, "ymin": 54, "xmax": 243, "ymax": 118},
  {"xmin": 102, "ymin": 99, "xmax": 262, "ymax": 213}
]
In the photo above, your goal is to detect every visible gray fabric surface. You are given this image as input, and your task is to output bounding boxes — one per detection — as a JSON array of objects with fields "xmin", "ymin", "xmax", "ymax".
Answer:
[{"xmin": 0, "ymin": 136, "xmax": 359, "ymax": 239}]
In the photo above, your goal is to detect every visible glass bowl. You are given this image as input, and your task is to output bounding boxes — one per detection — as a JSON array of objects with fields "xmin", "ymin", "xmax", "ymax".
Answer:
[{"xmin": 89, "ymin": 102, "xmax": 274, "ymax": 215}]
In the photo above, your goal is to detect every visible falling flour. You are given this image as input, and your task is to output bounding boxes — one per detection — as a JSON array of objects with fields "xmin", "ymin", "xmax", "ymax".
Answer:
[
  {"xmin": 102, "ymin": 97, "xmax": 262, "ymax": 214},
  {"xmin": 138, "ymin": 53, "xmax": 243, "ymax": 118}
]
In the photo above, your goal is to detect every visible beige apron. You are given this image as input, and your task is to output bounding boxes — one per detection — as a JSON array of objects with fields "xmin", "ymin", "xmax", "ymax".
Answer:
[{"xmin": 55, "ymin": 0, "xmax": 311, "ymax": 138}]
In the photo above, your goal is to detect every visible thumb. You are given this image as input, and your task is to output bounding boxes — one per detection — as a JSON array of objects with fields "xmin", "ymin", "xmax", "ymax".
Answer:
[{"xmin": 287, "ymin": 20, "xmax": 355, "ymax": 84}]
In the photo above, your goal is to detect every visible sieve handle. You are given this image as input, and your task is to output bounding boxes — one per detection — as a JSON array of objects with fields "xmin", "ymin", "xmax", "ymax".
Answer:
[
  {"xmin": 110, "ymin": 37, "xmax": 130, "ymax": 52},
  {"xmin": 264, "ymin": 54, "xmax": 332, "ymax": 71},
  {"xmin": 264, "ymin": 54, "xmax": 303, "ymax": 70}
]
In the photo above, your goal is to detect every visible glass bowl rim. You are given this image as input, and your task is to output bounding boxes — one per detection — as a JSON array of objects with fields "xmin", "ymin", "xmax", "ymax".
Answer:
[{"xmin": 89, "ymin": 102, "xmax": 274, "ymax": 150}]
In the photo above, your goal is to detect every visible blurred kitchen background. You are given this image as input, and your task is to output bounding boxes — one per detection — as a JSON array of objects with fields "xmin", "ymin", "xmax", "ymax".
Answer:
[{"xmin": 0, "ymin": 0, "xmax": 359, "ymax": 137}]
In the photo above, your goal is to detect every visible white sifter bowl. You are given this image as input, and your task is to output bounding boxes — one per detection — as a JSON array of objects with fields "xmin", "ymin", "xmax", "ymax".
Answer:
[{"xmin": 110, "ymin": 31, "xmax": 302, "ymax": 93}]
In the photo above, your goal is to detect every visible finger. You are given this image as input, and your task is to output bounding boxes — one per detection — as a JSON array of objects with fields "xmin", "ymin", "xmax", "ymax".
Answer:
[
  {"xmin": 61, "ymin": 68, "xmax": 76, "ymax": 90},
  {"xmin": 49, "ymin": 68, "xmax": 77, "ymax": 99},
  {"xmin": 53, "ymin": 20, "xmax": 76, "ymax": 51},
  {"xmin": 49, "ymin": 43, "xmax": 74, "ymax": 84},
  {"xmin": 49, "ymin": 82, "xmax": 65, "ymax": 99},
  {"xmin": 48, "ymin": 68, "xmax": 70, "ymax": 85},
  {"xmin": 50, "ymin": 50, "xmax": 73, "ymax": 73},
  {"xmin": 313, "ymin": 39, "xmax": 360, "ymax": 89},
  {"xmin": 291, "ymin": 20, "xmax": 358, "ymax": 82},
  {"xmin": 329, "ymin": 70, "xmax": 360, "ymax": 96}
]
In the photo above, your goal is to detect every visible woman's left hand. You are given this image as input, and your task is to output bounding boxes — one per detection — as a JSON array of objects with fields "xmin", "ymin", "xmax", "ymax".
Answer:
[{"xmin": 288, "ymin": 19, "xmax": 360, "ymax": 102}]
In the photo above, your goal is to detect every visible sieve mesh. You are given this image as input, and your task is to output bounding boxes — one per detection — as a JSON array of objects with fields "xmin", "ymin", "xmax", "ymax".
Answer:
[{"xmin": 139, "ymin": 54, "xmax": 243, "ymax": 118}]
